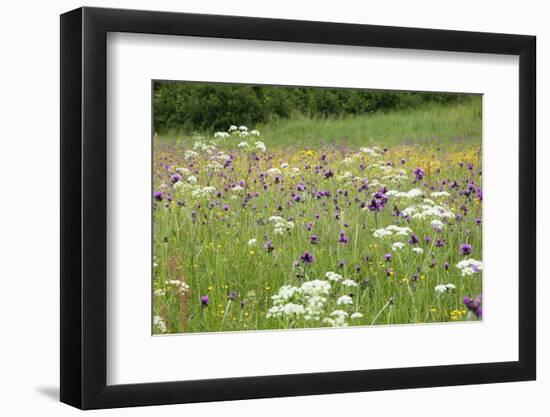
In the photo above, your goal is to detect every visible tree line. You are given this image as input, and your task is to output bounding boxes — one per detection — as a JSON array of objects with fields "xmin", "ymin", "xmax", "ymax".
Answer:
[{"xmin": 153, "ymin": 81, "xmax": 474, "ymax": 133}]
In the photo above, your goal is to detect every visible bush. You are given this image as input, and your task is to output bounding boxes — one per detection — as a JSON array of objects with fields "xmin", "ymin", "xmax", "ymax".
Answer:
[{"xmin": 153, "ymin": 82, "xmax": 473, "ymax": 133}]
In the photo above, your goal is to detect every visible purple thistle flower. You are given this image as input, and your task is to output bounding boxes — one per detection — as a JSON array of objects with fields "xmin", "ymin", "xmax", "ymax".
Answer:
[
  {"xmin": 409, "ymin": 234, "xmax": 419, "ymax": 245},
  {"xmin": 463, "ymin": 294, "xmax": 482, "ymax": 318},
  {"xmin": 338, "ymin": 230, "xmax": 349, "ymax": 244},
  {"xmin": 170, "ymin": 173, "xmax": 182, "ymax": 183},
  {"xmin": 200, "ymin": 295, "xmax": 210, "ymax": 307},
  {"xmin": 153, "ymin": 191, "xmax": 164, "ymax": 201},
  {"xmin": 385, "ymin": 253, "xmax": 392, "ymax": 262},
  {"xmin": 300, "ymin": 251, "xmax": 315, "ymax": 264},
  {"xmin": 476, "ymin": 218, "xmax": 482, "ymax": 225},
  {"xmin": 435, "ymin": 239, "xmax": 446, "ymax": 247},
  {"xmin": 324, "ymin": 170, "xmax": 334, "ymax": 179},
  {"xmin": 306, "ymin": 222, "xmax": 313, "ymax": 231},
  {"xmin": 264, "ymin": 240, "xmax": 274, "ymax": 253},
  {"xmin": 413, "ymin": 167, "xmax": 425, "ymax": 181},
  {"xmin": 338, "ymin": 260, "xmax": 345, "ymax": 268},
  {"xmin": 444, "ymin": 261, "xmax": 450, "ymax": 270},
  {"xmin": 223, "ymin": 204, "xmax": 230, "ymax": 211},
  {"xmin": 368, "ymin": 198, "xmax": 381, "ymax": 211},
  {"xmin": 355, "ymin": 264, "xmax": 361, "ymax": 273},
  {"xmin": 460, "ymin": 243, "xmax": 472, "ymax": 255},
  {"xmin": 310, "ymin": 234, "xmax": 318, "ymax": 245}
]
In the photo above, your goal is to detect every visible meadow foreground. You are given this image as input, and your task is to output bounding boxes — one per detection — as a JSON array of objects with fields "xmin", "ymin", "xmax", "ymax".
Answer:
[{"xmin": 152, "ymin": 125, "xmax": 482, "ymax": 334}]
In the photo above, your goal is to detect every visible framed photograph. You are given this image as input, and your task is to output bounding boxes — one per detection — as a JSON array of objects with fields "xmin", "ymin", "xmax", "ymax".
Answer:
[{"xmin": 60, "ymin": 6, "xmax": 536, "ymax": 409}]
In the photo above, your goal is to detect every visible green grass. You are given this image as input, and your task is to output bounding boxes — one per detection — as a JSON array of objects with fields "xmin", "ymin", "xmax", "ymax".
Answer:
[
  {"xmin": 157, "ymin": 99, "xmax": 482, "ymax": 149},
  {"xmin": 152, "ymin": 103, "xmax": 483, "ymax": 333}
]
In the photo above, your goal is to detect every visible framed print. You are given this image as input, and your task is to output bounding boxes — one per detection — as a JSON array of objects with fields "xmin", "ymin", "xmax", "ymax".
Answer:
[{"xmin": 60, "ymin": 6, "xmax": 536, "ymax": 409}]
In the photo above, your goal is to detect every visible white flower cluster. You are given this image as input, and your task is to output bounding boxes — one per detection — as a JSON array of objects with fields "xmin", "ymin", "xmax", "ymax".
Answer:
[
  {"xmin": 392, "ymin": 242, "xmax": 405, "ymax": 251},
  {"xmin": 214, "ymin": 153, "xmax": 231, "ymax": 162},
  {"xmin": 325, "ymin": 271, "xmax": 342, "ymax": 282},
  {"xmin": 175, "ymin": 167, "xmax": 190, "ymax": 175},
  {"xmin": 166, "ymin": 279, "xmax": 190, "ymax": 295},
  {"xmin": 300, "ymin": 279, "xmax": 332, "ymax": 297},
  {"xmin": 153, "ymin": 315, "xmax": 168, "ymax": 333},
  {"xmin": 254, "ymin": 141, "xmax": 266, "ymax": 152},
  {"xmin": 401, "ymin": 203, "xmax": 454, "ymax": 220},
  {"xmin": 336, "ymin": 295, "xmax": 353, "ymax": 305},
  {"xmin": 434, "ymin": 283, "xmax": 457, "ymax": 294},
  {"xmin": 191, "ymin": 185, "xmax": 216, "ymax": 198},
  {"xmin": 205, "ymin": 161, "xmax": 223, "ymax": 172},
  {"xmin": 430, "ymin": 191, "xmax": 451, "ymax": 198},
  {"xmin": 456, "ymin": 258, "xmax": 483, "ymax": 277},
  {"xmin": 184, "ymin": 150, "xmax": 199, "ymax": 159},
  {"xmin": 341, "ymin": 279, "xmax": 358, "ymax": 288},
  {"xmin": 227, "ymin": 125, "xmax": 260, "ymax": 138},
  {"xmin": 267, "ymin": 216, "xmax": 295, "ymax": 235},
  {"xmin": 386, "ymin": 188, "xmax": 423, "ymax": 199},
  {"xmin": 359, "ymin": 147, "xmax": 378, "ymax": 156},
  {"xmin": 153, "ymin": 288, "xmax": 166, "ymax": 297},
  {"xmin": 431, "ymin": 219, "xmax": 445, "ymax": 231},
  {"xmin": 382, "ymin": 172, "xmax": 410, "ymax": 183},
  {"xmin": 214, "ymin": 131, "xmax": 230, "ymax": 139},
  {"xmin": 267, "ymin": 275, "xmax": 361, "ymax": 326},
  {"xmin": 323, "ymin": 310, "xmax": 349, "ymax": 327},
  {"xmin": 267, "ymin": 167, "xmax": 282, "ymax": 176},
  {"xmin": 412, "ymin": 247, "xmax": 424, "ymax": 254},
  {"xmin": 193, "ymin": 141, "xmax": 216, "ymax": 154},
  {"xmin": 173, "ymin": 181, "xmax": 192, "ymax": 191},
  {"xmin": 267, "ymin": 280, "xmax": 330, "ymax": 321},
  {"xmin": 373, "ymin": 225, "xmax": 413, "ymax": 239},
  {"xmin": 336, "ymin": 171, "xmax": 354, "ymax": 181}
]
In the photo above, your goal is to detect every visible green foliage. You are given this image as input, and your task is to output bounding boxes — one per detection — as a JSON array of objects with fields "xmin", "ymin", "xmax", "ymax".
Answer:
[{"xmin": 153, "ymin": 81, "xmax": 477, "ymax": 134}]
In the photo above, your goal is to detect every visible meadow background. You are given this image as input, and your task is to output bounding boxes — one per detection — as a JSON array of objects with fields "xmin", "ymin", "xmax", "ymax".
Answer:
[{"xmin": 152, "ymin": 82, "xmax": 483, "ymax": 334}]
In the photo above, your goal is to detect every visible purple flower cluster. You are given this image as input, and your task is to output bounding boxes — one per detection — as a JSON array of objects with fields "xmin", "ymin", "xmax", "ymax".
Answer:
[{"xmin": 463, "ymin": 294, "xmax": 482, "ymax": 318}]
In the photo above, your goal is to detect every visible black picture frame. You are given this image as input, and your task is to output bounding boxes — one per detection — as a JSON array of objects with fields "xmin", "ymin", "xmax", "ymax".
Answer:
[{"xmin": 60, "ymin": 6, "xmax": 536, "ymax": 410}]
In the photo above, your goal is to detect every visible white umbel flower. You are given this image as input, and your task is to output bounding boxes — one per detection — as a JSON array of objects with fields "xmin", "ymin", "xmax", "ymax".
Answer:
[
  {"xmin": 325, "ymin": 271, "xmax": 342, "ymax": 282},
  {"xmin": 392, "ymin": 242, "xmax": 405, "ymax": 251},
  {"xmin": 255, "ymin": 141, "xmax": 266, "ymax": 152},
  {"xmin": 336, "ymin": 295, "xmax": 353, "ymax": 305},
  {"xmin": 456, "ymin": 258, "xmax": 483, "ymax": 276}
]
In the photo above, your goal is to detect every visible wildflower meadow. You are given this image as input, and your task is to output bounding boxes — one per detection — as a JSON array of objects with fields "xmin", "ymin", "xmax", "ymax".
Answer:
[{"xmin": 152, "ymin": 84, "xmax": 483, "ymax": 334}]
